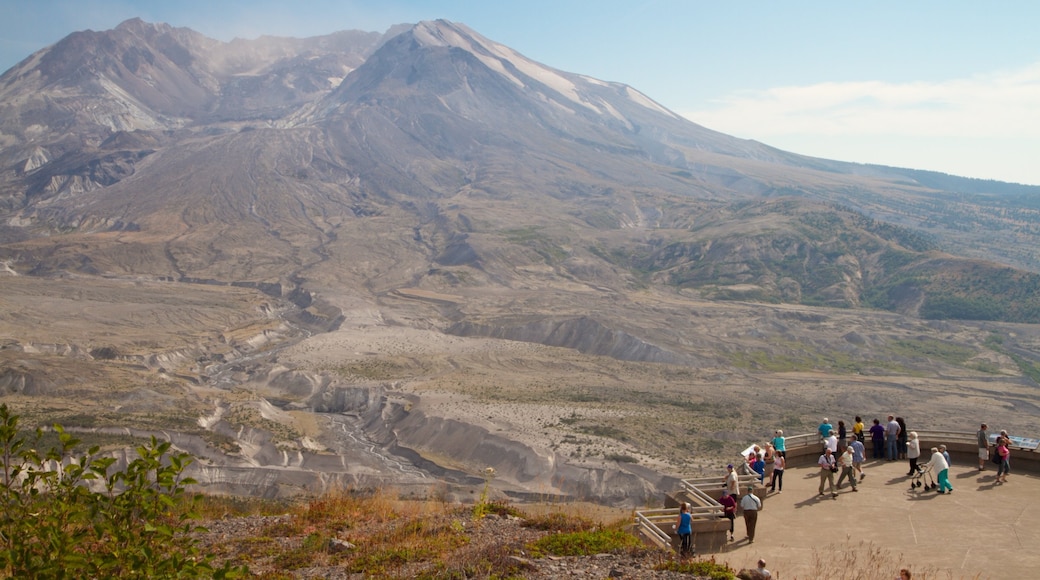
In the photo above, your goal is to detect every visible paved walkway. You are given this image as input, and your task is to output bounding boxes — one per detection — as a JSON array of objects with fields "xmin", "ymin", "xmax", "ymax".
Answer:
[{"xmin": 712, "ymin": 457, "xmax": 1036, "ymax": 579}]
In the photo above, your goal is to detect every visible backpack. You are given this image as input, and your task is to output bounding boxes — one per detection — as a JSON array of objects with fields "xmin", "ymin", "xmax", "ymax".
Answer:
[{"xmin": 992, "ymin": 446, "xmax": 1001, "ymax": 464}]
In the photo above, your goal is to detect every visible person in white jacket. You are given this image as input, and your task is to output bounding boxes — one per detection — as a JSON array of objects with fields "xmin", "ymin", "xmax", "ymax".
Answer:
[
  {"xmin": 906, "ymin": 432, "xmax": 922, "ymax": 476},
  {"xmin": 925, "ymin": 447, "xmax": 953, "ymax": 494}
]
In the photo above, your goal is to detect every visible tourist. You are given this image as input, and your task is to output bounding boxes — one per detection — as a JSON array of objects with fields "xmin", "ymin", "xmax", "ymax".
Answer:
[
  {"xmin": 818, "ymin": 417, "xmax": 833, "ymax": 438},
  {"xmin": 720, "ymin": 489, "xmax": 737, "ymax": 541},
  {"xmin": 896, "ymin": 569, "xmax": 912, "ymax": 580},
  {"xmin": 996, "ymin": 436, "xmax": 1011, "ymax": 483},
  {"xmin": 926, "ymin": 447, "xmax": 952, "ymax": 494},
  {"xmin": 674, "ymin": 502, "xmax": 693, "ymax": 557},
  {"xmin": 837, "ymin": 420, "xmax": 848, "ymax": 454},
  {"xmin": 771, "ymin": 429, "xmax": 786, "ymax": 458},
  {"xmin": 750, "ymin": 452, "xmax": 765, "ymax": 483},
  {"xmin": 906, "ymin": 431, "xmax": 921, "ymax": 476},
  {"xmin": 977, "ymin": 423, "xmax": 990, "ymax": 470},
  {"xmin": 896, "ymin": 417, "xmax": 908, "ymax": 459},
  {"xmin": 763, "ymin": 443, "xmax": 776, "ymax": 486},
  {"xmin": 818, "ymin": 447, "xmax": 838, "ymax": 498},
  {"xmin": 739, "ymin": 486, "xmax": 762, "ymax": 543},
  {"xmin": 886, "ymin": 415, "xmax": 900, "ymax": 460},
  {"xmin": 770, "ymin": 452, "xmax": 785, "ymax": 493},
  {"xmin": 824, "ymin": 430, "xmax": 839, "ymax": 455},
  {"xmin": 849, "ymin": 434, "xmax": 866, "ymax": 481},
  {"xmin": 724, "ymin": 464, "xmax": 739, "ymax": 496},
  {"xmin": 939, "ymin": 444, "xmax": 951, "ymax": 467},
  {"xmin": 870, "ymin": 418, "xmax": 886, "ymax": 459},
  {"xmin": 836, "ymin": 445, "xmax": 858, "ymax": 491},
  {"xmin": 853, "ymin": 415, "xmax": 865, "ymax": 442},
  {"xmin": 756, "ymin": 558, "xmax": 772, "ymax": 579}
]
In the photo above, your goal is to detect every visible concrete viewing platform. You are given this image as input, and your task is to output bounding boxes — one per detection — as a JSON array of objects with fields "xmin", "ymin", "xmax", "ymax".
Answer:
[{"xmin": 694, "ymin": 456, "xmax": 1037, "ymax": 579}]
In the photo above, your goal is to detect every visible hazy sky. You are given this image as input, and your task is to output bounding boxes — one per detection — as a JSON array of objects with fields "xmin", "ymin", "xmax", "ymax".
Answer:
[{"xmin": 2, "ymin": 1, "xmax": 1038, "ymax": 185}]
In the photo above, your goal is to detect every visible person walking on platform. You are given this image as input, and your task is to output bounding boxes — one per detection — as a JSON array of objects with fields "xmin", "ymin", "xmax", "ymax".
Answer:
[
  {"xmin": 739, "ymin": 486, "xmax": 762, "ymax": 543},
  {"xmin": 836, "ymin": 445, "xmax": 858, "ymax": 491},
  {"xmin": 818, "ymin": 447, "xmax": 838, "ymax": 498}
]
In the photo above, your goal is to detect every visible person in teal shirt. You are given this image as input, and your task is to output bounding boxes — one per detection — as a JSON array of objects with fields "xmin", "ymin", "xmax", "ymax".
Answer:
[
  {"xmin": 772, "ymin": 429, "xmax": 786, "ymax": 457},
  {"xmin": 674, "ymin": 502, "xmax": 693, "ymax": 557}
]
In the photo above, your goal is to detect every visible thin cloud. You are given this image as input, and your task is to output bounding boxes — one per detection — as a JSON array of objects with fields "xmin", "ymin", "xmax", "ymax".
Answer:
[{"xmin": 682, "ymin": 62, "xmax": 1040, "ymax": 140}]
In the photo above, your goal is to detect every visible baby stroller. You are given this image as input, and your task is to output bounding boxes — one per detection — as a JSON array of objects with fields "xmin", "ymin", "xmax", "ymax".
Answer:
[{"xmin": 909, "ymin": 465, "xmax": 935, "ymax": 491}]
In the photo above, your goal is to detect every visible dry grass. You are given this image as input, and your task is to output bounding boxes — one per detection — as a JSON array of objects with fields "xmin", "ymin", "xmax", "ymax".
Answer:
[
  {"xmin": 194, "ymin": 488, "xmax": 656, "ymax": 579},
  {"xmin": 798, "ymin": 539, "xmax": 983, "ymax": 580}
]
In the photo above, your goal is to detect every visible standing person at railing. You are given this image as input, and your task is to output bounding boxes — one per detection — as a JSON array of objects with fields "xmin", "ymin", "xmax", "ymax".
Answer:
[
  {"xmin": 837, "ymin": 420, "xmax": 848, "ymax": 454},
  {"xmin": 853, "ymin": 416, "xmax": 865, "ymax": 442},
  {"xmin": 995, "ymin": 434, "xmax": 1011, "ymax": 484},
  {"xmin": 771, "ymin": 429, "xmax": 786, "ymax": 458},
  {"xmin": 719, "ymin": 488, "xmax": 737, "ymax": 541},
  {"xmin": 763, "ymin": 443, "xmax": 776, "ymax": 486},
  {"xmin": 870, "ymin": 418, "xmax": 886, "ymax": 459},
  {"xmin": 824, "ymin": 430, "xmax": 839, "ymax": 455},
  {"xmin": 818, "ymin": 417, "xmax": 833, "ymax": 438},
  {"xmin": 886, "ymin": 415, "xmax": 900, "ymax": 461},
  {"xmin": 977, "ymin": 423, "xmax": 990, "ymax": 470},
  {"xmin": 770, "ymin": 452, "xmax": 785, "ymax": 493},
  {"xmin": 724, "ymin": 463, "xmax": 740, "ymax": 496},
  {"xmin": 897, "ymin": 417, "xmax": 909, "ymax": 460}
]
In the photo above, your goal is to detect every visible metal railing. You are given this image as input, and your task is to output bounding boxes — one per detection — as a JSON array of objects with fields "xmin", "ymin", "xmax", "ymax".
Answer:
[{"xmin": 634, "ymin": 508, "xmax": 673, "ymax": 548}]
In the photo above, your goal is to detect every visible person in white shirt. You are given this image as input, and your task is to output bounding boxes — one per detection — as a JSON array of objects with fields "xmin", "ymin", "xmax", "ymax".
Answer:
[
  {"xmin": 756, "ymin": 559, "xmax": 772, "ymax": 579},
  {"xmin": 724, "ymin": 463, "xmax": 739, "ymax": 496},
  {"xmin": 739, "ymin": 486, "xmax": 762, "ymax": 543},
  {"xmin": 836, "ymin": 446, "xmax": 858, "ymax": 491},
  {"xmin": 925, "ymin": 447, "xmax": 953, "ymax": 494},
  {"xmin": 818, "ymin": 447, "xmax": 838, "ymax": 498},
  {"xmin": 770, "ymin": 453, "xmax": 785, "ymax": 493}
]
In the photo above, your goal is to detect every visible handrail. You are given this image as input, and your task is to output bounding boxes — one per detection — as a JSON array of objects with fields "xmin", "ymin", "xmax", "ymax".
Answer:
[{"xmin": 634, "ymin": 509, "xmax": 671, "ymax": 548}]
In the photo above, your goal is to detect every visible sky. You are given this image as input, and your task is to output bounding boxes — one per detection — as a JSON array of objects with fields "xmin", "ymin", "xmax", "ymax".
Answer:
[{"xmin": 2, "ymin": 1, "xmax": 1039, "ymax": 185}]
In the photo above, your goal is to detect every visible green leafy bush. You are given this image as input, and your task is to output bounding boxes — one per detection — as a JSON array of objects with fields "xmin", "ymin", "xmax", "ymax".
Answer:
[
  {"xmin": 0, "ymin": 404, "xmax": 244, "ymax": 579},
  {"xmin": 526, "ymin": 526, "xmax": 643, "ymax": 557}
]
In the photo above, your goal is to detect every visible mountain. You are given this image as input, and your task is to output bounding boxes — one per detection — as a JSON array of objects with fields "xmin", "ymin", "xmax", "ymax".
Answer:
[{"xmin": 2, "ymin": 19, "xmax": 1039, "ymax": 503}]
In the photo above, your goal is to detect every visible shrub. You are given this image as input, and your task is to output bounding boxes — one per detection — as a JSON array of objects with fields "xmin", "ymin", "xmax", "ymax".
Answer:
[
  {"xmin": 526, "ymin": 525, "xmax": 643, "ymax": 557},
  {"xmin": 0, "ymin": 404, "xmax": 245, "ymax": 579}
]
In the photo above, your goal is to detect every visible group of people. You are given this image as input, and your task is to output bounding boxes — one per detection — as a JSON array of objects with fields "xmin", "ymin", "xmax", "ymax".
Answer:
[
  {"xmin": 977, "ymin": 423, "xmax": 1013, "ymax": 483},
  {"xmin": 818, "ymin": 415, "xmax": 962, "ymax": 494},
  {"xmin": 683, "ymin": 418, "xmax": 1018, "ymax": 574}
]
